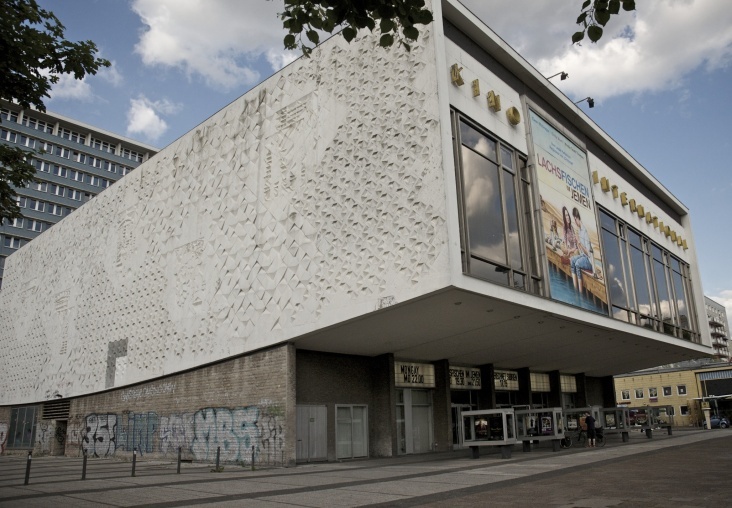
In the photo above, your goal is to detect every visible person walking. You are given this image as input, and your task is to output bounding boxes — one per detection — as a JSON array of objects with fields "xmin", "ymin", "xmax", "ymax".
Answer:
[{"xmin": 585, "ymin": 412, "xmax": 597, "ymax": 448}]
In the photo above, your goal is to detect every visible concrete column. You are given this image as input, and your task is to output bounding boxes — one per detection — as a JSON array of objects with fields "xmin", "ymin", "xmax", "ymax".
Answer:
[
  {"xmin": 600, "ymin": 375, "xmax": 615, "ymax": 408},
  {"xmin": 548, "ymin": 370, "xmax": 562, "ymax": 408},
  {"xmin": 478, "ymin": 364, "xmax": 496, "ymax": 409},
  {"xmin": 517, "ymin": 368, "xmax": 531, "ymax": 406},
  {"xmin": 371, "ymin": 353, "xmax": 397, "ymax": 457},
  {"xmin": 432, "ymin": 360, "xmax": 452, "ymax": 452},
  {"xmin": 285, "ymin": 342, "xmax": 297, "ymax": 466},
  {"xmin": 575, "ymin": 373, "xmax": 588, "ymax": 407}
]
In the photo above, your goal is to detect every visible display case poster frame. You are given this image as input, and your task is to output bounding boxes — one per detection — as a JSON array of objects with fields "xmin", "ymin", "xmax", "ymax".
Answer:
[{"xmin": 529, "ymin": 110, "xmax": 608, "ymax": 313}]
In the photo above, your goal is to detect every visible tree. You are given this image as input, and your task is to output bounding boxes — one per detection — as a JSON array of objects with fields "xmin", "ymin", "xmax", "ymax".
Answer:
[
  {"xmin": 0, "ymin": 0, "xmax": 109, "ymax": 225},
  {"xmin": 573, "ymin": 0, "xmax": 636, "ymax": 44},
  {"xmin": 280, "ymin": 0, "xmax": 433, "ymax": 56},
  {"xmin": 280, "ymin": 0, "xmax": 636, "ymax": 55}
]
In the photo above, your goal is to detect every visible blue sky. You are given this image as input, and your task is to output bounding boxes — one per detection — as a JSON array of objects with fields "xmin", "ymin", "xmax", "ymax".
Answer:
[{"xmin": 39, "ymin": 0, "xmax": 732, "ymax": 317}]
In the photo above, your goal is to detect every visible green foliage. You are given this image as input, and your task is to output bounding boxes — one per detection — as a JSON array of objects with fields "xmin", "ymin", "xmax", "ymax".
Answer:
[
  {"xmin": 279, "ymin": 0, "xmax": 433, "ymax": 56},
  {"xmin": 0, "ymin": 0, "xmax": 110, "ymax": 224},
  {"xmin": 572, "ymin": 0, "xmax": 636, "ymax": 44}
]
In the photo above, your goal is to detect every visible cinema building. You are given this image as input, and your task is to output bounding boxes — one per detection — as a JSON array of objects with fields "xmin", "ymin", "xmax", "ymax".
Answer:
[{"xmin": 0, "ymin": 0, "xmax": 713, "ymax": 464}]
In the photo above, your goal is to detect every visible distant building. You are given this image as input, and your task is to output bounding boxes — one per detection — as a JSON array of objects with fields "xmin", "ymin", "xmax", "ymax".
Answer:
[
  {"xmin": 614, "ymin": 359, "xmax": 732, "ymax": 426},
  {"xmin": 0, "ymin": 99, "xmax": 157, "ymax": 288},
  {"xmin": 0, "ymin": 0, "xmax": 716, "ymax": 463},
  {"xmin": 705, "ymin": 296, "xmax": 730, "ymax": 360}
]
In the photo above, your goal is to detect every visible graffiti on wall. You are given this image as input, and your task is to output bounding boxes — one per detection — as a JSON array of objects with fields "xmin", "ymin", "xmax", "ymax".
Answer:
[
  {"xmin": 118, "ymin": 411, "xmax": 158, "ymax": 455},
  {"xmin": 82, "ymin": 414, "xmax": 117, "ymax": 458},
  {"xmin": 71, "ymin": 405, "xmax": 283, "ymax": 463},
  {"xmin": 0, "ymin": 423, "xmax": 7, "ymax": 454},
  {"xmin": 38, "ymin": 421, "xmax": 53, "ymax": 454},
  {"xmin": 159, "ymin": 413, "xmax": 194, "ymax": 456}
]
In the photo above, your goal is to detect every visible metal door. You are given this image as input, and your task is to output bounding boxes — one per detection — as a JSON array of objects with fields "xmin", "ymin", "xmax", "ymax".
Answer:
[{"xmin": 296, "ymin": 405, "xmax": 327, "ymax": 462}]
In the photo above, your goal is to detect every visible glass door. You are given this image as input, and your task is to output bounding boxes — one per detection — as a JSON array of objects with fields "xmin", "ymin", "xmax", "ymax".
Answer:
[
  {"xmin": 336, "ymin": 405, "xmax": 368, "ymax": 459},
  {"xmin": 396, "ymin": 389, "xmax": 434, "ymax": 455}
]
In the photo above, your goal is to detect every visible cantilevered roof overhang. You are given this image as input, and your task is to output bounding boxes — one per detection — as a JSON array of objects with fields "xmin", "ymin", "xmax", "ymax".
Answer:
[{"xmin": 292, "ymin": 287, "xmax": 711, "ymax": 378}]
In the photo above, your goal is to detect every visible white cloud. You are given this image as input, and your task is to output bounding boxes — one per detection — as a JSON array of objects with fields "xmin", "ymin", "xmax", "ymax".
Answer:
[
  {"xmin": 126, "ymin": 96, "xmax": 181, "ymax": 141},
  {"xmin": 97, "ymin": 60, "xmax": 123, "ymax": 86},
  {"xmin": 463, "ymin": 0, "xmax": 732, "ymax": 101},
  {"xmin": 132, "ymin": 0, "xmax": 298, "ymax": 90},
  {"xmin": 48, "ymin": 74, "xmax": 93, "ymax": 101}
]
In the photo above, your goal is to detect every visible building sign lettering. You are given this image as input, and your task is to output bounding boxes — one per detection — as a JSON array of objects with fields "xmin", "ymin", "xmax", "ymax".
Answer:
[
  {"xmin": 494, "ymin": 370, "xmax": 519, "ymax": 391},
  {"xmin": 394, "ymin": 362, "xmax": 435, "ymax": 388},
  {"xmin": 449, "ymin": 367, "xmax": 481, "ymax": 390}
]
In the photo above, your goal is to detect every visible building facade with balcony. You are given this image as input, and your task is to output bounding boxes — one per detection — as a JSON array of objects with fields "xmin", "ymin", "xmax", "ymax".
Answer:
[
  {"xmin": 0, "ymin": 100, "xmax": 157, "ymax": 288},
  {"xmin": 705, "ymin": 296, "xmax": 729, "ymax": 360},
  {"xmin": 0, "ymin": 0, "xmax": 715, "ymax": 464}
]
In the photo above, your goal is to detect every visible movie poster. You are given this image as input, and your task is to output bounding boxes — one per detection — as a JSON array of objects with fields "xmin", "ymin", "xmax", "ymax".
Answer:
[{"xmin": 529, "ymin": 111, "xmax": 608, "ymax": 313}]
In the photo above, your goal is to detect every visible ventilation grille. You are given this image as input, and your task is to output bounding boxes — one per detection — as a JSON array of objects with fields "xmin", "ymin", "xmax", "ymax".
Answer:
[{"xmin": 42, "ymin": 400, "xmax": 70, "ymax": 420}]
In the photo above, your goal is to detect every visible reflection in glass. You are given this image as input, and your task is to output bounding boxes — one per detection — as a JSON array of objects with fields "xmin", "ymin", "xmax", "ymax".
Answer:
[
  {"xmin": 504, "ymin": 170, "xmax": 523, "ymax": 269},
  {"xmin": 653, "ymin": 259, "xmax": 673, "ymax": 321},
  {"xmin": 601, "ymin": 228, "xmax": 628, "ymax": 308},
  {"xmin": 461, "ymin": 147, "xmax": 506, "ymax": 264},
  {"xmin": 460, "ymin": 121, "xmax": 497, "ymax": 161},
  {"xmin": 630, "ymin": 245, "xmax": 652, "ymax": 316}
]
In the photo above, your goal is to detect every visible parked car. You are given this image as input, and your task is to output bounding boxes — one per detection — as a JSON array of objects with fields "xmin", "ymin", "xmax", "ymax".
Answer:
[{"xmin": 703, "ymin": 415, "xmax": 730, "ymax": 429}]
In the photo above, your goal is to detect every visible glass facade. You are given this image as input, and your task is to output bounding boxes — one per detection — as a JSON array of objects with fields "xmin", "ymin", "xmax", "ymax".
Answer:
[
  {"xmin": 599, "ymin": 209, "xmax": 698, "ymax": 342},
  {"xmin": 453, "ymin": 112, "xmax": 540, "ymax": 294},
  {"xmin": 452, "ymin": 108, "xmax": 699, "ymax": 341}
]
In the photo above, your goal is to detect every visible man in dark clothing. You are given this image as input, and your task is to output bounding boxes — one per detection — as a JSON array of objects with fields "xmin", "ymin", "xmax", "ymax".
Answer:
[{"xmin": 585, "ymin": 412, "xmax": 597, "ymax": 447}]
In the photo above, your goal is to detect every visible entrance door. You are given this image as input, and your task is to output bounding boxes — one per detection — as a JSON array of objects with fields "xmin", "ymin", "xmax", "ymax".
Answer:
[
  {"xmin": 296, "ymin": 405, "xmax": 327, "ymax": 463},
  {"xmin": 52, "ymin": 421, "xmax": 67, "ymax": 456},
  {"xmin": 396, "ymin": 389, "xmax": 434, "ymax": 455},
  {"xmin": 336, "ymin": 405, "xmax": 368, "ymax": 459}
]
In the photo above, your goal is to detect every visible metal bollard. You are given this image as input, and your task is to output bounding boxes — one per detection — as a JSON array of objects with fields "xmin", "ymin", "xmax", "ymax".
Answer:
[
  {"xmin": 82, "ymin": 451, "xmax": 88, "ymax": 480},
  {"xmin": 215, "ymin": 446, "xmax": 220, "ymax": 470},
  {"xmin": 251, "ymin": 445, "xmax": 255, "ymax": 470},
  {"xmin": 24, "ymin": 451, "xmax": 32, "ymax": 485},
  {"xmin": 131, "ymin": 448, "xmax": 137, "ymax": 477},
  {"xmin": 177, "ymin": 447, "xmax": 181, "ymax": 474}
]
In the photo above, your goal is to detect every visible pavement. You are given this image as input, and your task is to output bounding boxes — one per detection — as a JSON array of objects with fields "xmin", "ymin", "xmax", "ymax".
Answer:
[{"xmin": 1, "ymin": 428, "xmax": 730, "ymax": 507}]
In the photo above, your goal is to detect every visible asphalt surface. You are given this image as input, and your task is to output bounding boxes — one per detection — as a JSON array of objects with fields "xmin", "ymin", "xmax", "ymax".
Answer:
[{"xmin": 0, "ymin": 428, "xmax": 730, "ymax": 507}]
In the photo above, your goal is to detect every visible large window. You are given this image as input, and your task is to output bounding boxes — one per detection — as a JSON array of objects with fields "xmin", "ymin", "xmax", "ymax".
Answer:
[
  {"xmin": 599, "ymin": 209, "xmax": 698, "ymax": 341},
  {"xmin": 8, "ymin": 406, "xmax": 38, "ymax": 449},
  {"xmin": 453, "ymin": 112, "xmax": 540, "ymax": 293}
]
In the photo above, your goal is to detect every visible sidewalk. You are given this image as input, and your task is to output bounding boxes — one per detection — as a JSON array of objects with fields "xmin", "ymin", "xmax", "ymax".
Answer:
[{"xmin": 0, "ymin": 429, "xmax": 729, "ymax": 507}]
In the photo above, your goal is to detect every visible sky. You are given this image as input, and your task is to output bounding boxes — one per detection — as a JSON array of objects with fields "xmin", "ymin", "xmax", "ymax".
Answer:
[{"xmin": 37, "ymin": 0, "xmax": 732, "ymax": 318}]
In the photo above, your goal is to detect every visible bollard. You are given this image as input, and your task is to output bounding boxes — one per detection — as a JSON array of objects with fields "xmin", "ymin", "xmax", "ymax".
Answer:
[
  {"xmin": 131, "ymin": 448, "xmax": 137, "ymax": 477},
  {"xmin": 215, "ymin": 446, "xmax": 220, "ymax": 470},
  {"xmin": 177, "ymin": 447, "xmax": 181, "ymax": 474},
  {"xmin": 82, "ymin": 451, "xmax": 88, "ymax": 480},
  {"xmin": 251, "ymin": 445, "xmax": 255, "ymax": 470},
  {"xmin": 24, "ymin": 451, "xmax": 32, "ymax": 485}
]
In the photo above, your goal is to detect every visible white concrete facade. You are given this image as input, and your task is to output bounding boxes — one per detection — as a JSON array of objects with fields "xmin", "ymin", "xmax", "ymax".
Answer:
[{"xmin": 0, "ymin": 0, "xmax": 713, "ymax": 406}]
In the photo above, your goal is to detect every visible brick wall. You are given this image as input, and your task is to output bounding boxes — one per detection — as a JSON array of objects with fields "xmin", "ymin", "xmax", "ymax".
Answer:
[{"xmin": 40, "ymin": 343, "xmax": 295, "ymax": 465}]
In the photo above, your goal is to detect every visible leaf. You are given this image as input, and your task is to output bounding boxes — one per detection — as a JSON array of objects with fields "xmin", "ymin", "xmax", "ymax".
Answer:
[
  {"xmin": 342, "ymin": 26, "xmax": 356, "ymax": 42},
  {"xmin": 380, "ymin": 17, "xmax": 395, "ymax": 33},
  {"xmin": 284, "ymin": 34, "xmax": 296, "ymax": 49},
  {"xmin": 576, "ymin": 12, "xmax": 588, "ymax": 24},
  {"xmin": 622, "ymin": 0, "xmax": 636, "ymax": 11},
  {"xmin": 582, "ymin": 0, "xmax": 591, "ymax": 8},
  {"xmin": 587, "ymin": 25, "xmax": 603, "ymax": 42},
  {"xmin": 306, "ymin": 30, "xmax": 319, "ymax": 45},
  {"xmin": 608, "ymin": 0, "xmax": 621, "ymax": 14},
  {"xmin": 595, "ymin": 9, "xmax": 611, "ymax": 26},
  {"xmin": 379, "ymin": 33, "xmax": 394, "ymax": 47},
  {"xmin": 403, "ymin": 25, "xmax": 419, "ymax": 41},
  {"xmin": 572, "ymin": 31, "xmax": 585, "ymax": 44}
]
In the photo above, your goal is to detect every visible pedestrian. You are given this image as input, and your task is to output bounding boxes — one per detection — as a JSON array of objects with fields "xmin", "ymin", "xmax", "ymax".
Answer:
[{"xmin": 585, "ymin": 412, "xmax": 597, "ymax": 447}]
